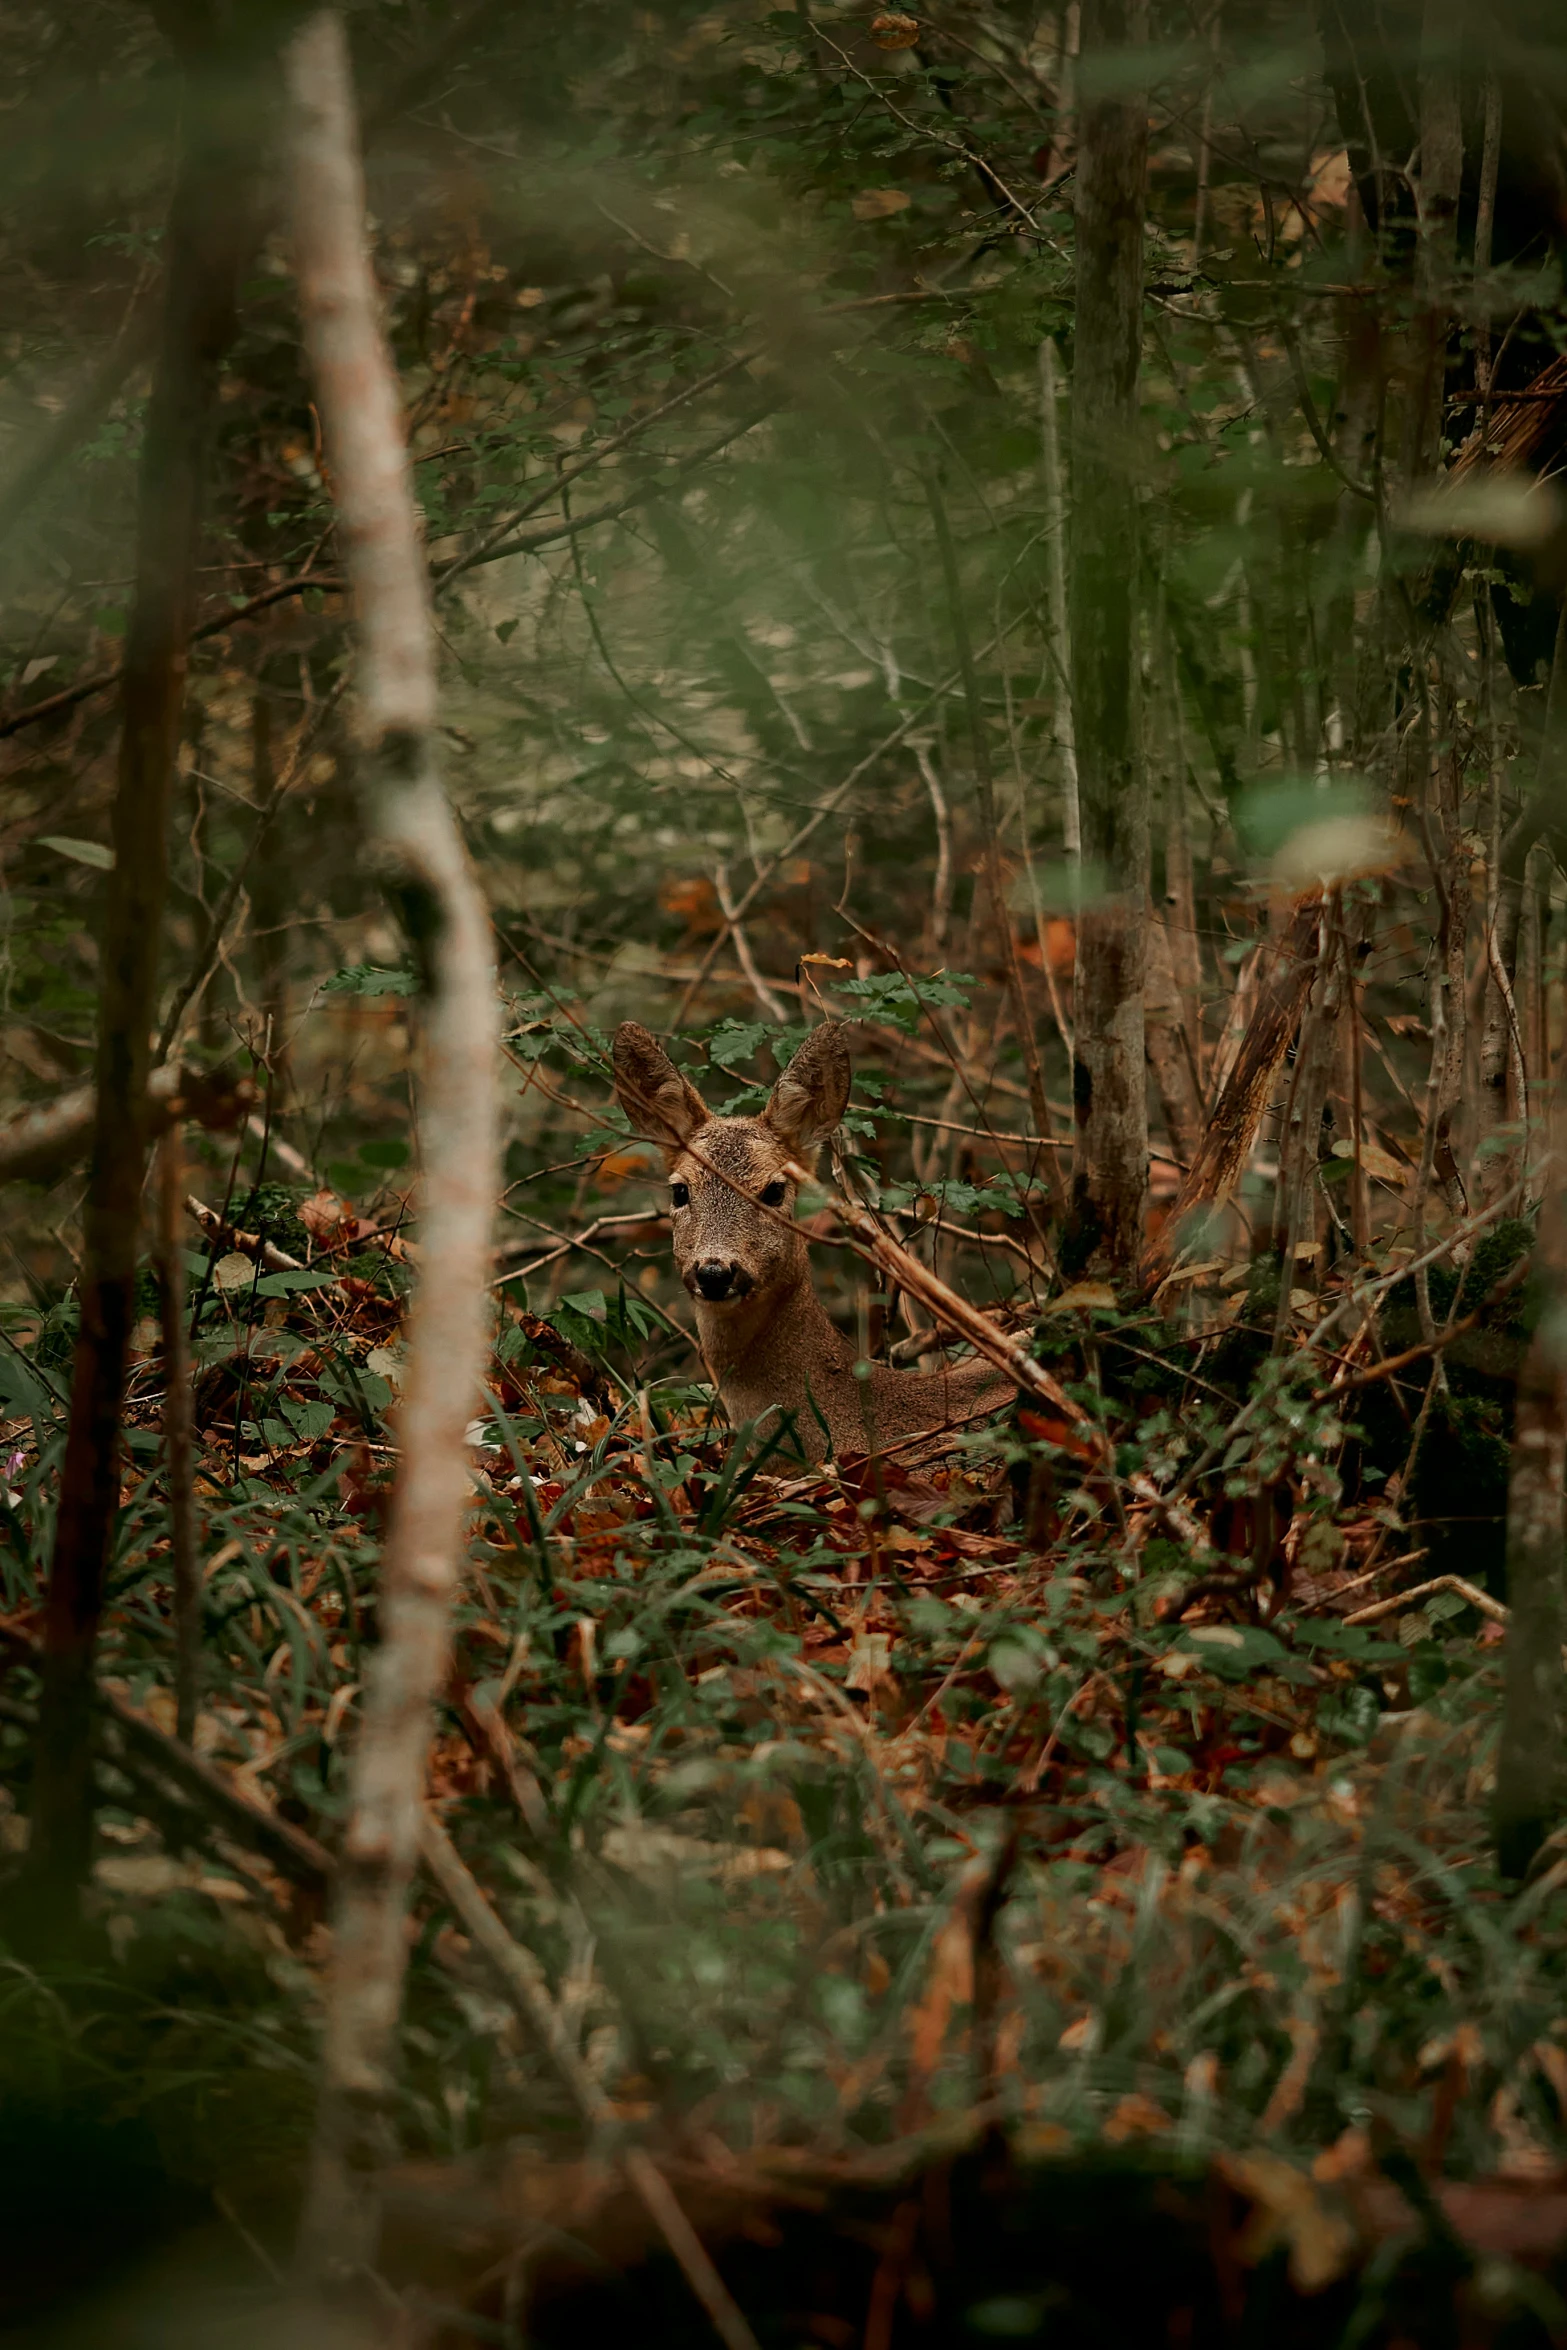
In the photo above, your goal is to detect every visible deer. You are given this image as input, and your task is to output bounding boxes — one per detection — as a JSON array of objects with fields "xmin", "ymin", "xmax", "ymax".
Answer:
[{"xmin": 612, "ymin": 1019, "xmax": 1015, "ymax": 1461}]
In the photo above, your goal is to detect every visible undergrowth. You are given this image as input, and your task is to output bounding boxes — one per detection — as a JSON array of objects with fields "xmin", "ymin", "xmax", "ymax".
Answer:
[{"xmin": 2, "ymin": 1114, "xmax": 1563, "ymax": 2302}]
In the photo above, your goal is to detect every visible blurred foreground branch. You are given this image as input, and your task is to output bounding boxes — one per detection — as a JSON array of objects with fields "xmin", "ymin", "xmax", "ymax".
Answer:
[
  {"xmin": 284, "ymin": 7, "xmax": 500, "ymax": 2284},
  {"xmin": 21, "ymin": 53, "xmax": 252, "ymax": 1933}
]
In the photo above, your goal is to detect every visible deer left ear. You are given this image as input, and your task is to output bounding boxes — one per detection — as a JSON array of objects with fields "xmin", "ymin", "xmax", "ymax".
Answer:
[
  {"xmin": 613, "ymin": 1022, "xmax": 709, "ymax": 1155},
  {"xmin": 764, "ymin": 1022, "xmax": 851, "ymax": 1156}
]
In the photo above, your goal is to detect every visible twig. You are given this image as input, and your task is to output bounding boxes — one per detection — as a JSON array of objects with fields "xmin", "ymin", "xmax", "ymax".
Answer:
[
  {"xmin": 1344, "ymin": 1574, "xmax": 1508, "ymax": 1628},
  {"xmin": 714, "ymin": 863, "xmax": 788, "ymax": 1023},
  {"xmin": 184, "ymin": 1193, "xmax": 306, "ymax": 1275},
  {"xmin": 818, "ymin": 1175, "xmax": 1101, "ymax": 1449},
  {"xmin": 670, "ymin": 625, "xmax": 1031, "ymax": 1032}
]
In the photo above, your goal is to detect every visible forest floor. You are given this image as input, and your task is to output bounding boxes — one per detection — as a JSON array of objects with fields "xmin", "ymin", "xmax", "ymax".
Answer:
[{"xmin": 4, "ymin": 1188, "xmax": 1567, "ymax": 2348}]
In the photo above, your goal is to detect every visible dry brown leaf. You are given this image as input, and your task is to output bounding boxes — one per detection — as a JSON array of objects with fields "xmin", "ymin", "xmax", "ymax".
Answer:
[
  {"xmin": 1103, "ymin": 2093, "xmax": 1172, "ymax": 2144},
  {"xmin": 852, "ymin": 188, "xmax": 911, "ymax": 220},
  {"xmin": 298, "ymin": 1188, "xmax": 354, "ymax": 1239},
  {"xmin": 1221, "ymin": 2151, "xmax": 1358, "ymax": 2294}
]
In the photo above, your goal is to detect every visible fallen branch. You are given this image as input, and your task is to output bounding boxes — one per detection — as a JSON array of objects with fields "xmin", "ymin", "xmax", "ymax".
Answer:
[
  {"xmin": 820, "ymin": 1179, "xmax": 1103, "ymax": 1452},
  {"xmin": 0, "ymin": 1065, "xmax": 256, "ymax": 1189},
  {"xmin": 1344, "ymin": 1573, "xmax": 1508, "ymax": 1628},
  {"xmin": 184, "ymin": 1193, "xmax": 305, "ymax": 1275}
]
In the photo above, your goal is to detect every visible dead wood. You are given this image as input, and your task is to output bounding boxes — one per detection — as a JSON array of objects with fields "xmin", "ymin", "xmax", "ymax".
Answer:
[
  {"xmin": 0, "ymin": 1065, "xmax": 257, "ymax": 1189},
  {"xmin": 1139, "ymin": 895, "xmax": 1324, "ymax": 1294}
]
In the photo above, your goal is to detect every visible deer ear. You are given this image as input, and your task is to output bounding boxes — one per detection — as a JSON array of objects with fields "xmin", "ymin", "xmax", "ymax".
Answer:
[
  {"xmin": 613, "ymin": 1022, "xmax": 709, "ymax": 1155},
  {"xmin": 764, "ymin": 1022, "xmax": 851, "ymax": 1156}
]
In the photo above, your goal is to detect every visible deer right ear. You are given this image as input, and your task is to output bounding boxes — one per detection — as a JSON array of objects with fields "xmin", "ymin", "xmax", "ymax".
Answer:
[
  {"xmin": 764, "ymin": 1021, "xmax": 851, "ymax": 1156},
  {"xmin": 612, "ymin": 1022, "xmax": 709, "ymax": 1155}
]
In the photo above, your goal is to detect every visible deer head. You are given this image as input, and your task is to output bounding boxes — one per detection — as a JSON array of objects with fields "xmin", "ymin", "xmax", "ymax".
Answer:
[{"xmin": 612, "ymin": 1021, "xmax": 850, "ymax": 1310}]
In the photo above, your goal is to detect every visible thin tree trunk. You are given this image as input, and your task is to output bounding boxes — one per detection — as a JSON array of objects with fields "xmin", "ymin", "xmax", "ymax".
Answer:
[
  {"xmin": 1495, "ymin": 1138, "xmax": 1567, "ymax": 1879},
  {"xmin": 1432, "ymin": 699, "xmax": 1471, "ymax": 1208},
  {"xmin": 1038, "ymin": 335, "xmax": 1079, "ymax": 865},
  {"xmin": 1479, "ymin": 608, "xmax": 1567, "ymax": 1194},
  {"xmin": 1270, "ymin": 907, "xmax": 1342, "ymax": 1347},
  {"xmin": 913, "ymin": 741, "xmax": 953, "ymax": 954},
  {"xmin": 250, "ymin": 681, "xmax": 296, "ymax": 1108},
  {"xmin": 1067, "ymin": 0, "xmax": 1149, "ymax": 1277},
  {"xmin": 1144, "ymin": 908, "xmax": 1202, "ymax": 1167},
  {"xmin": 1474, "ymin": 69, "xmax": 1502, "ymax": 399},
  {"xmin": 22, "ymin": 73, "xmax": 246, "ymax": 1926},
  {"xmin": 1340, "ymin": 909, "xmax": 1371, "ymax": 1255},
  {"xmin": 155, "ymin": 1130, "xmax": 200, "ymax": 1745},
  {"xmin": 1161, "ymin": 697, "xmax": 1203, "ymax": 1089},
  {"xmin": 1414, "ymin": 0, "xmax": 1463, "ymax": 474},
  {"xmin": 285, "ymin": 8, "xmax": 499, "ymax": 2282},
  {"xmin": 1190, "ymin": 0, "xmax": 1222, "ymax": 266},
  {"xmin": 923, "ymin": 462, "xmax": 1066, "ymax": 1212}
]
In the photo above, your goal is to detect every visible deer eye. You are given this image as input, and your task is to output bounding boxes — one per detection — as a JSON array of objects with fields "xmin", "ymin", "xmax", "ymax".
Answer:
[
  {"xmin": 670, "ymin": 1181, "xmax": 690, "ymax": 1209},
  {"xmin": 760, "ymin": 1179, "xmax": 788, "ymax": 1208}
]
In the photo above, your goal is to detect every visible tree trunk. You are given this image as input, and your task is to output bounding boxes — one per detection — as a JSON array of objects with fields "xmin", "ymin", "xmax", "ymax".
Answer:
[
  {"xmin": 154, "ymin": 1130, "xmax": 200, "ymax": 1746},
  {"xmin": 1144, "ymin": 908, "xmax": 1202, "ymax": 1167},
  {"xmin": 1067, "ymin": 0, "xmax": 1149, "ymax": 1277},
  {"xmin": 285, "ymin": 8, "xmax": 499, "ymax": 2283},
  {"xmin": 1478, "ymin": 608, "xmax": 1567, "ymax": 1196},
  {"xmin": 1161, "ymin": 714, "xmax": 1204, "ymax": 1088},
  {"xmin": 1038, "ymin": 334, "xmax": 1079, "ymax": 864},
  {"xmin": 22, "ymin": 69, "xmax": 247, "ymax": 1927},
  {"xmin": 923, "ymin": 461, "xmax": 1066, "ymax": 1213},
  {"xmin": 1495, "ymin": 1155, "xmax": 1567, "ymax": 1879},
  {"xmin": 1413, "ymin": 0, "xmax": 1464, "ymax": 475}
]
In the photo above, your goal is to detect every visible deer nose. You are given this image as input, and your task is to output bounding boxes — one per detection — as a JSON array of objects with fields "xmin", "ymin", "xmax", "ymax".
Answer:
[{"xmin": 693, "ymin": 1257, "xmax": 746, "ymax": 1301}]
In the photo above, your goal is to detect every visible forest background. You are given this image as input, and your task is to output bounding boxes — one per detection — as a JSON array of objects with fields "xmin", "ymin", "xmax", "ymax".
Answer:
[{"xmin": 5, "ymin": 0, "xmax": 1567, "ymax": 2340}]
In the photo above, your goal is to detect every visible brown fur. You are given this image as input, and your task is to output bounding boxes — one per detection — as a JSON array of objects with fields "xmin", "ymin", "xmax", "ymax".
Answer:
[{"xmin": 612, "ymin": 1020, "xmax": 1014, "ymax": 1461}]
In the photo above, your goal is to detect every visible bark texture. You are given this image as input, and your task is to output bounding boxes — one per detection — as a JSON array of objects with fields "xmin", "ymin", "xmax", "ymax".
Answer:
[
  {"xmin": 1067, "ymin": 0, "xmax": 1150, "ymax": 1276},
  {"xmin": 155, "ymin": 1130, "xmax": 200, "ymax": 1746},
  {"xmin": 1139, "ymin": 895, "xmax": 1323, "ymax": 1292},
  {"xmin": 1495, "ymin": 1175, "xmax": 1567, "ymax": 1879},
  {"xmin": 1144, "ymin": 907, "xmax": 1203, "ymax": 1167},
  {"xmin": 24, "ymin": 83, "xmax": 246, "ymax": 1920},
  {"xmin": 1478, "ymin": 608, "xmax": 1567, "ymax": 1197},
  {"xmin": 285, "ymin": 8, "xmax": 500, "ymax": 2283}
]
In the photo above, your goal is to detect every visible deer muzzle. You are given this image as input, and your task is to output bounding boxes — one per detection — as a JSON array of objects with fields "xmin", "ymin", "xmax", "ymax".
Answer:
[{"xmin": 690, "ymin": 1257, "xmax": 754, "ymax": 1303}]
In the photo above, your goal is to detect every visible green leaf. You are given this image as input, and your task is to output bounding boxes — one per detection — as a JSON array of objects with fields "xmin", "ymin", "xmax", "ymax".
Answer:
[
  {"xmin": 38, "ymin": 835, "xmax": 114, "ymax": 871},
  {"xmin": 358, "ymin": 1139, "xmax": 410, "ymax": 1170},
  {"xmin": 837, "ymin": 970, "xmax": 974, "ymax": 1033},
  {"xmin": 252, "ymin": 1270, "xmax": 341, "ymax": 1299}
]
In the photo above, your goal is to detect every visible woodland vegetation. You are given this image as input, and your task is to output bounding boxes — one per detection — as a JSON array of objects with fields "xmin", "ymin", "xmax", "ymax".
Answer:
[{"xmin": 6, "ymin": 0, "xmax": 1567, "ymax": 2340}]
